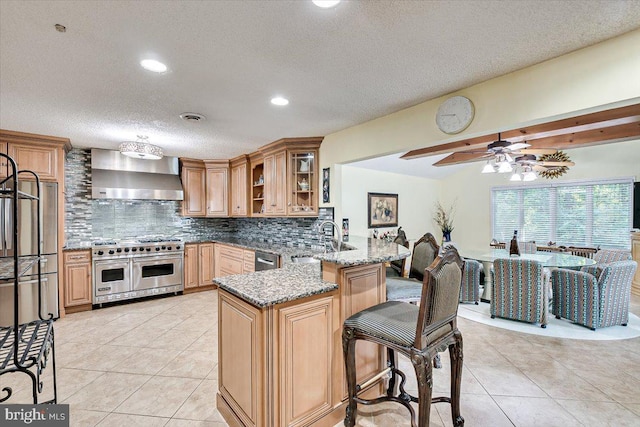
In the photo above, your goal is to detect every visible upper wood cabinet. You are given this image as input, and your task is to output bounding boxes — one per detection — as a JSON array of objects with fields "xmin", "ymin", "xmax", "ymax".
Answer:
[
  {"xmin": 230, "ymin": 155, "xmax": 249, "ymax": 217},
  {"xmin": 260, "ymin": 137, "xmax": 323, "ymax": 217},
  {"xmin": 0, "ymin": 130, "xmax": 70, "ymax": 182},
  {"xmin": 181, "ymin": 160, "xmax": 207, "ymax": 217},
  {"xmin": 205, "ymin": 160, "xmax": 229, "ymax": 217},
  {"xmin": 180, "ymin": 159, "xmax": 229, "ymax": 217},
  {"xmin": 250, "ymin": 151, "xmax": 265, "ymax": 216},
  {"xmin": 263, "ymin": 149, "xmax": 287, "ymax": 216}
]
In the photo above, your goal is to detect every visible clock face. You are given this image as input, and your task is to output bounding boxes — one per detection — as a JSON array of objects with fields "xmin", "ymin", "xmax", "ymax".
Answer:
[{"xmin": 435, "ymin": 96, "xmax": 475, "ymax": 134}]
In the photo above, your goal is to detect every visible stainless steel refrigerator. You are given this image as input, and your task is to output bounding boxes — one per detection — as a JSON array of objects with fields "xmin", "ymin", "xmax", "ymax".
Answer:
[{"xmin": 0, "ymin": 181, "xmax": 58, "ymax": 326}]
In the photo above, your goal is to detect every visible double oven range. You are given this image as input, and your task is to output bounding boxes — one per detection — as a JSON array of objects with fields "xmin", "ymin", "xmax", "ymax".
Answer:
[{"xmin": 92, "ymin": 237, "xmax": 184, "ymax": 305}]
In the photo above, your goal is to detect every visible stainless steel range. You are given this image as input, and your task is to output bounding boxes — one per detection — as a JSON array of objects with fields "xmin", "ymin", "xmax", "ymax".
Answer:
[{"xmin": 92, "ymin": 237, "xmax": 184, "ymax": 305}]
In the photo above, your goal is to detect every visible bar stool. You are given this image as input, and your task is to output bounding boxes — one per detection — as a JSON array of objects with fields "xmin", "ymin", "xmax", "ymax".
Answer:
[{"xmin": 342, "ymin": 247, "xmax": 465, "ymax": 427}]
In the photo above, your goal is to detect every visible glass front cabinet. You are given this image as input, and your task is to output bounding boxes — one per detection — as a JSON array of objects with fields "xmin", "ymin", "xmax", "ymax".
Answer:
[{"xmin": 288, "ymin": 149, "xmax": 317, "ymax": 216}]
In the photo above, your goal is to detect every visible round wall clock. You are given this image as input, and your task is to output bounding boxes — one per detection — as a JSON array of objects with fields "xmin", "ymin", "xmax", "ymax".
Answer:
[{"xmin": 435, "ymin": 96, "xmax": 475, "ymax": 134}]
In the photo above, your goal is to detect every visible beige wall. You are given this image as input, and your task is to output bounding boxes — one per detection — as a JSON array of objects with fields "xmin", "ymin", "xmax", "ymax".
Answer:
[
  {"xmin": 341, "ymin": 166, "xmax": 440, "ymax": 241},
  {"xmin": 320, "ymin": 29, "xmax": 640, "ymax": 243}
]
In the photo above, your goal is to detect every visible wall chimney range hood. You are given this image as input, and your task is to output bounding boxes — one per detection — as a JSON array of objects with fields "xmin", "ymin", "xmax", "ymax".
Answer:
[{"xmin": 91, "ymin": 149, "xmax": 184, "ymax": 200}]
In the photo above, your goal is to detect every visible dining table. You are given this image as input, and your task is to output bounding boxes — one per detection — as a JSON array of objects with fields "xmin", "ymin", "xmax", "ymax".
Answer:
[{"xmin": 461, "ymin": 249, "xmax": 597, "ymax": 302}]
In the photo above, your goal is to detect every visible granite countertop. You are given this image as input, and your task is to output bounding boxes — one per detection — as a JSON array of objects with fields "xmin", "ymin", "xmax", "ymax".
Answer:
[
  {"xmin": 214, "ymin": 263, "xmax": 337, "ymax": 308},
  {"xmin": 215, "ymin": 236, "xmax": 410, "ymax": 308},
  {"xmin": 314, "ymin": 236, "xmax": 411, "ymax": 266}
]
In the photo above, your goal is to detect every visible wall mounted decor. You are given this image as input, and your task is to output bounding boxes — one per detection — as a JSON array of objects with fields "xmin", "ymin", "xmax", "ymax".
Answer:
[
  {"xmin": 368, "ymin": 192, "xmax": 398, "ymax": 228},
  {"xmin": 323, "ymin": 167, "xmax": 330, "ymax": 203}
]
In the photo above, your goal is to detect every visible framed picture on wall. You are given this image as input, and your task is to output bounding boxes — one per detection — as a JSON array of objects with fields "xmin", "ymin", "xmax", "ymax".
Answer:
[
  {"xmin": 322, "ymin": 167, "xmax": 330, "ymax": 203},
  {"xmin": 367, "ymin": 192, "xmax": 398, "ymax": 228}
]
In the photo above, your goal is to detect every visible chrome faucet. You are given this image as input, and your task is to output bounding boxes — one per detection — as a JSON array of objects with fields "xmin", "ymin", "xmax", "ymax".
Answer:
[{"xmin": 317, "ymin": 220, "xmax": 342, "ymax": 253}]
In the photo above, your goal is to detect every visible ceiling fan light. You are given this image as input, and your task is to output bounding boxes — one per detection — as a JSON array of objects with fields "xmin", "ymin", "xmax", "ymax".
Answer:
[
  {"xmin": 523, "ymin": 170, "xmax": 537, "ymax": 181},
  {"xmin": 510, "ymin": 172, "xmax": 522, "ymax": 182},
  {"xmin": 481, "ymin": 162, "xmax": 496, "ymax": 173},
  {"xmin": 497, "ymin": 162, "xmax": 513, "ymax": 173}
]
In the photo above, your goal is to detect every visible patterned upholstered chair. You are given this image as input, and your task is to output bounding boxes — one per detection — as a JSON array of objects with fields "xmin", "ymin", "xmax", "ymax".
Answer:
[
  {"xmin": 459, "ymin": 258, "xmax": 482, "ymax": 304},
  {"xmin": 551, "ymin": 260, "xmax": 637, "ymax": 330},
  {"xmin": 385, "ymin": 232, "xmax": 439, "ymax": 303},
  {"xmin": 491, "ymin": 258, "xmax": 548, "ymax": 327},
  {"xmin": 386, "ymin": 227, "xmax": 410, "ymax": 278},
  {"xmin": 594, "ymin": 249, "xmax": 632, "ymax": 263},
  {"xmin": 342, "ymin": 248, "xmax": 465, "ymax": 427}
]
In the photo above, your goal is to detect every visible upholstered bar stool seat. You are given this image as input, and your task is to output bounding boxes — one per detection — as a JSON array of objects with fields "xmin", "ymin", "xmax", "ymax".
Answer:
[{"xmin": 344, "ymin": 301, "xmax": 421, "ymax": 347}]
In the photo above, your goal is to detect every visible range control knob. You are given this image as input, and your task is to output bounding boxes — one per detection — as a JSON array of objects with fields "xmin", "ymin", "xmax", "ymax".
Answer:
[
  {"xmin": 156, "ymin": 247, "xmax": 160, "ymax": 251},
  {"xmin": 124, "ymin": 248, "xmax": 130, "ymax": 252},
  {"xmin": 116, "ymin": 248, "xmax": 122, "ymax": 253},
  {"xmin": 167, "ymin": 246, "xmax": 172, "ymax": 250},
  {"xmin": 97, "ymin": 250, "xmax": 104, "ymax": 256},
  {"xmin": 132, "ymin": 248, "xmax": 137, "ymax": 252},
  {"xmin": 162, "ymin": 245, "xmax": 166, "ymax": 250},
  {"xmin": 139, "ymin": 247, "xmax": 145, "ymax": 251},
  {"xmin": 176, "ymin": 245, "xmax": 181, "ymax": 250},
  {"xmin": 108, "ymin": 250, "xmax": 115, "ymax": 255},
  {"xmin": 146, "ymin": 247, "xmax": 151, "ymax": 251}
]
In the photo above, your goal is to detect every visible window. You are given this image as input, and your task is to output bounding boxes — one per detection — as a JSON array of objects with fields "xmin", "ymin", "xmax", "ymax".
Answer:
[{"xmin": 491, "ymin": 178, "xmax": 633, "ymax": 249}]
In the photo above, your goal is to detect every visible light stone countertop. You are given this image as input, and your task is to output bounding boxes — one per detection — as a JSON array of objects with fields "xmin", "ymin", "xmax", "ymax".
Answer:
[{"xmin": 214, "ymin": 236, "xmax": 410, "ymax": 308}]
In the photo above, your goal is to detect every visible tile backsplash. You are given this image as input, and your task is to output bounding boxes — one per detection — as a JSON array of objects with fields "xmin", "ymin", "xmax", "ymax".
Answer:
[{"xmin": 65, "ymin": 148, "xmax": 333, "ymax": 248}]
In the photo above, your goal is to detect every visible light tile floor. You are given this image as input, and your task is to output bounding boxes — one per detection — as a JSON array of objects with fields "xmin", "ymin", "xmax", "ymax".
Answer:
[{"xmin": 3, "ymin": 291, "xmax": 640, "ymax": 426}]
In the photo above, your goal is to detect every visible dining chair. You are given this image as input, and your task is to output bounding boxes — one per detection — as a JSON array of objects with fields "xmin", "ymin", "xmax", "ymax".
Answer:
[
  {"xmin": 385, "ymin": 232, "xmax": 440, "ymax": 303},
  {"xmin": 459, "ymin": 257, "xmax": 482, "ymax": 304},
  {"xmin": 552, "ymin": 260, "xmax": 637, "ymax": 330},
  {"xmin": 537, "ymin": 245, "xmax": 566, "ymax": 253},
  {"xmin": 566, "ymin": 246, "xmax": 598, "ymax": 258},
  {"xmin": 593, "ymin": 249, "xmax": 632, "ymax": 263},
  {"xmin": 342, "ymin": 247, "xmax": 465, "ymax": 427},
  {"xmin": 491, "ymin": 258, "xmax": 547, "ymax": 327},
  {"xmin": 386, "ymin": 227, "xmax": 410, "ymax": 278}
]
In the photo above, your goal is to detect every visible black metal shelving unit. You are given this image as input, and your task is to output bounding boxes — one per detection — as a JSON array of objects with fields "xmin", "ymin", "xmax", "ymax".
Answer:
[{"xmin": 0, "ymin": 152, "xmax": 57, "ymax": 404}]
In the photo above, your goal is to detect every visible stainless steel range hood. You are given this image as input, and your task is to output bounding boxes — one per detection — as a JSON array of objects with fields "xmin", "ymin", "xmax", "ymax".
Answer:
[{"xmin": 91, "ymin": 149, "xmax": 184, "ymax": 200}]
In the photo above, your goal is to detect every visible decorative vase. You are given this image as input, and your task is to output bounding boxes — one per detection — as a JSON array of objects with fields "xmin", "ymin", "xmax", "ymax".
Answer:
[{"xmin": 443, "ymin": 231, "xmax": 451, "ymax": 242}]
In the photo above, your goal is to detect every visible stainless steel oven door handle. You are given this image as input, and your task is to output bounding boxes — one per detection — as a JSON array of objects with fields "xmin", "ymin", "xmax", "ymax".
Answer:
[
  {"xmin": 0, "ymin": 277, "xmax": 50, "ymax": 288},
  {"xmin": 256, "ymin": 257, "xmax": 275, "ymax": 266}
]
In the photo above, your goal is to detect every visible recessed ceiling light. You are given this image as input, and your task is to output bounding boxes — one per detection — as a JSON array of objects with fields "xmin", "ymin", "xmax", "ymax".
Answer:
[
  {"xmin": 312, "ymin": 0, "xmax": 341, "ymax": 8},
  {"xmin": 140, "ymin": 59, "xmax": 167, "ymax": 73},
  {"xmin": 271, "ymin": 97, "xmax": 289, "ymax": 106},
  {"xmin": 54, "ymin": 24, "xmax": 66, "ymax": 33},
  {"xmin": 180, "ymin": 112, "xmax": 206, "ymax": 122}
]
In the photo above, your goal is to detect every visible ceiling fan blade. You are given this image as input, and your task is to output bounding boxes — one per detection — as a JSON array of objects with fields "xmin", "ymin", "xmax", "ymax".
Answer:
[
  {"xmin": 507, "ymin": 142, "xmax": 531, "ymax": 151},
  {"xmin": 539, "ymin": 161, "xmax": 575, "ymax": 167},
  {"xmin": 532, "ymin": 165, "xmax": 547, "ymax": 172},
  {"xmin": 518, "ymin": 148, "xmax": 558, "ymax": 155}
]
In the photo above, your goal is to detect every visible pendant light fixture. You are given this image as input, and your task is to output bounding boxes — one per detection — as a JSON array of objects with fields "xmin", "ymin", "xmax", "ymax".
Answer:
[{"xmin": 119, "ymin": 135, "xmax": 163, "ymax": 160}]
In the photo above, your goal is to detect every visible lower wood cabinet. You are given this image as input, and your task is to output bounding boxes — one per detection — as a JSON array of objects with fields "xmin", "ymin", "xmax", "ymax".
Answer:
[
  {"xmin": 215, "ymin": 244, "xmax": 255, "ymax": 278},
  {"xmin": 63, "ymin": 250, "xmax": 92, "ymax": 312},
  {"xmin": 184, "ymin": 242, "xmax": 215, "ymax": 290},
  {"xmin": 217, "ymin": 262, "xmax": 385, "ymax": 427}
]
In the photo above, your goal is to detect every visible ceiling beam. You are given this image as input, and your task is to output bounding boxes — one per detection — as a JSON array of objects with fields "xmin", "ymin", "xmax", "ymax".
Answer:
[
  {"xmin": 401, "ymin": 103, "xmax": 640, "ymax": 160},
  {"xmin": 433, "ymin": 120, "xmax": 640, "ymax": 167}
]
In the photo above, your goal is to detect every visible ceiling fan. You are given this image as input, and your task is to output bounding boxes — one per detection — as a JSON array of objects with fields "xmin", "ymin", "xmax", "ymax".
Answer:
[{"xmin": 460, "ymin": 133, "xmax": 574, "ymax": 179}]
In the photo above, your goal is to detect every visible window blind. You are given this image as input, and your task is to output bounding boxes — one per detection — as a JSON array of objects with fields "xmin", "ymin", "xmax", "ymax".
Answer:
[{"xmin": 491, "ymin": 178, "xmax": 633, "ymax": 249}]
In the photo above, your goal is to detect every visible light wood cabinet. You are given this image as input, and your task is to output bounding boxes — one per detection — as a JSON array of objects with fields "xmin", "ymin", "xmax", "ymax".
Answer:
[
  {"xmin": 181, "ymin": 159, "xmax": 229, "ymax": 217},
  {"xmin": 250, "ymin": 152, "xmax": 265, "ymax": 216},
  {"xmin": 263, "ymin": 150, "xmax": 287, "ymax": 216},
  {"xmin": 205, "ymin": 160, "xmax": 229, "ymax": 217},
  {"xmin": 215, "ymin": 244, "xmax": 255, "ymax": 278},
  {"xmin": 632, "ymin": 232, "xmax": 640, "ymax": 296},
  {"xmin": 184, "ymin": 242, "xmax": 215, "ymax": 291},
  {"xmin": 181, "ymin": 161, "xmax": 207, "ymax": 217},
  {"xmin": 218, "ymin": 261, "xmax": 385, "ymax": 427},
  {"xmin": 7, "ymin": 143, "xmax": 59, "ymax": 181},
  {"xmin": 218, "ymin": 290, "xmax": 337, "ymax": 427},
  {"xmin": 287, "ymin": 145, "xmax": 320, "ymax": 216},
  {"xmin": 63, "ymin": 250, "xmax": 92, "ymax": 311},
  {"xmin": 230, "ymin": 155, "xmax": 249, "ymax": 217}
]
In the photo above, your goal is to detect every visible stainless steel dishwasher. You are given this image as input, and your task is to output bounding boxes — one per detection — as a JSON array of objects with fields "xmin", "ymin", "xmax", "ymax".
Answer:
[{"xmin": 255, "ymin": 251, "xmax": 279, "ymax": 271}]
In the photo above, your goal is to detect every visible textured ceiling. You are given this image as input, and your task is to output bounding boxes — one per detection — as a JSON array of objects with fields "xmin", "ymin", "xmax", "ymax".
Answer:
[{"xmin": 1, "ymin": 1, "xmax": 640, "ymax": 161}]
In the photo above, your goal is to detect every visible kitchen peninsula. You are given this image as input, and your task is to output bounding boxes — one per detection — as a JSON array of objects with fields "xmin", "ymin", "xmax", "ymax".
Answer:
[{"xmin": 214, "ymin": 237, "xmax": 410, "ymax": 427}]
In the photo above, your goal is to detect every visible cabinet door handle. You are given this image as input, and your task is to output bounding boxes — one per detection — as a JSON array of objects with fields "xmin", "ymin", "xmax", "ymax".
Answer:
[{"xmin": 68, "ymin": 255, "xmax": 85, "ymax": 260}]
